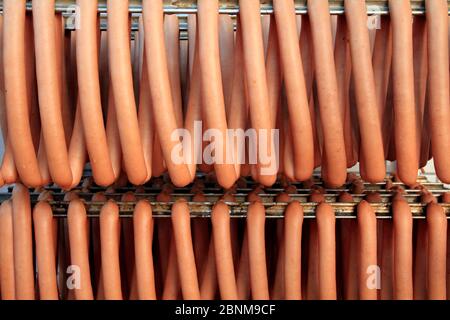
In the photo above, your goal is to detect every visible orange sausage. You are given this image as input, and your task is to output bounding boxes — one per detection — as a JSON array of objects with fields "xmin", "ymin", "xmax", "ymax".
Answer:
[
  {"xmin": 345, "ymin": 0, "xmax": 386, "ymax": 182},
  {"xmin": 12, "ymin": 184, "xmax": 35, "ymax": 299},
  {"xmin": 32, "ymin": 0, "xmax": 72, "ymax": 188},
  {"xmin": 76, "ymin": 0, "xmax": 115, "ymax": 187},
  {"xmin": 68, "ymin": 100, "xmax": 87, "ymax": 189},
  {"xmin": 426, "ymin": 203, "xmax": 447, "ymax": 300},
  {"xmin": 426, "ymin": 0, "xmax": 450, "ymax": 183},
  {"xmin": 107, "ymin": 0, "xmax": 147, "ymax": 185},
  {"xmin": 392, "ymin": 196, "xmax": 413, "ymax": 299},
  {"xmin": 33, "ymin": 201, "xmax": 59, "ymax": 300},
  {"xmin": 142, "ymin": 0, "xmax": 191, "ymax": 186},
  {"xmin": 273, "ymin": 0, "xmax": 314, "ymax": 181},
  {"xmin": 247, "ymin": 201, "xmax": 269, "ymax": 300},
  {"xmin": 389, "ymin": 0, "xmax": 418, "ymax": 186},
  {"xmin": 100, "ymin": 200, "xmax": 122, "ymax": 300},
  {"xmin": 334, "ymin": 16, "xmax": 356, "ymax": 168},
  {"xmin": 284, "ymin": 201, "xmax": 304, "ymax": 300},
  {"xmin": 133, "ymin": 200, "xmax": 156, "ymax": 300},
  {"xmin": 3, "ymin": 0, "xmax": 42, "ymax": 187},
  {"xmin": 307, "ymin": 0, "xmax": 347, "ymax": 187},
  {"xmin": 211, "ymin": 201, "xmax": 238, "ymax": 300},
  {"xmin": 171, "ymin": 200, "xmax": 200, "ymax": 300},
  {"xmin": 198, "ymin": 0, "xmax": 237, "ymax": 188},
  {"xmin": 67, "ymin": 199, "xmax": 93, "ymax": 300},
  {"xmin": 357, "ymin": 201, "xmax": 378, "ymax": 300},
  {"xmin": 0, "ymin": 200, "xmax": 15, "ymax": 299},
  {"xmin": 316, "ymin": 202, "xmax": 337, "ymax": 300},
  {"xmin": 199, "ymin": 236, "xmax": 217, "ymax": 300},
  {"xmin": 237, "ymin": 227, "xmax": 251, "ymax": 300},
  {"xmin": 239, "ymin": 0, "xmax": 277, "ymax": 186}
]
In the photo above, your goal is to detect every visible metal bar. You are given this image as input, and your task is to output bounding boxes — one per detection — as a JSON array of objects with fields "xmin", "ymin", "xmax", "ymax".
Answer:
[{"xmin": 0, "ymin": 0, "xmax": 447, "ymax": 15}]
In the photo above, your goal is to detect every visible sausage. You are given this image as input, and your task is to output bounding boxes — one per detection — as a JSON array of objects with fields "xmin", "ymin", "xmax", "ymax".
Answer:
[
  {"xmin": 357, "ymin": 201, "xmax": 378, "ymax": 300},
  {"xmin": 108, "ymin": 0, "xmax": 147, "ymax": 185},
  {"xmin": 334, "ymin": 16, "xmax": 356, "ymax": 168},
  {"xmin": 316, "ymin": 202, "xmax": 337, "ymax": 300},
  {"xmin": 171, "ymin": 200, "xmax": 200, "ymax": 299},
  {"xmin": 68, "ymin": 98, "xmax": 87, "ymax": 189},
  {"xmin": 345, "ymin": 0, "xmax": 386, "ymax": 182},
  {"xmin": 90, "ymin": 193, "xmax": 106, "ymax": 299},
  {"xmin": 426, "ymin": 0, "xmax": 450, "ymax": 183},
  {"xmin": 219, "ymin": 14, "xmax": 235, "ymax": 114},
  {"xmin": 32, "ymin": 0, "xmax": 73, "ymax": 188},
  {"xmin": 247, "ymin": 201, "xmax": 269, "ymax": 300},
  {"xmin": 392, "ymin": 196, "xmax": 413, "ymax": 299},
  {"xmin": 105, "ymin": 80, "xmax": 122, "ymax": 181},
  {"xmin": 142, "ymin": 0, "xmax": 191, "ymax": 186},
  {"xmin": 228, "ymin": 18, "xmax": 249, "ymax": 178},
  {"xmin": 33, "ymin": 201, "xmax": 59, "ymax": 300},
  {"xmin": 133, "ymin": 200, "xmax": 156, "ymax": 300},
  {"xmin": 426, "ymin": 203, "xmax": 447, "ymax": 300},
  {"xmin": 0, "ymin": 200, "xmax": 15, "ymax": 299},
  {"xmin": 273, "ymin": 0, "xmax": 314, "ymax": 181},
  {"xmin": 211, "ymin": 201, "xmax": 238, "ymax": 300},
  {"xmin": 372, "ymin": 16, "xmax": 393, "ymax": 158},
  {"xmin": 199, "ymin": 235, "xmax": 217, "ymax": 300},
  {"xmin": 100, "ymin": 200, "xmax": 123, "ymax": 300},
  {"xmin": 75, "ymin": 0, "xmax": 115, "ymax": 187},
  {"xmin": 198, "ymin": 0, "xmax": 237, "ymax": 188},
  {"xmin": 0, "ymin": 140, "xmax": 17, "ymax": 184},
  {"xmin": 121, "ymin": 192, "xmax": 137, "ymax": 300},
  {"xmin": 389, "ymin": 0, "xmax": 418, "ymax": 186},
  {"xmin": 307, "ymin": 0, "xmax": 347, "ymax": 187},
  {"xmin": 11, "ymin": 184, "xmax": 35, "ymax": 299},
  {"xmin": 138, "ymin": 45, "xmax": 153, "ymax": 182},
  {"xmin": 165, "ymin": 15, "xmax": 183, "ymax": 129},
  {"xmin": 191, "ymin": 193, "xmax": 210, "ymax": 280},
  {"xmin": 67, "ymin": 199, "xmax": 93, "ymax": 300},
  {"xmin": 239, "ymin": 0, "xmax": 277, "ymax": 186},
  {"xmin": 284, "ymin": 201, "xmax": 304, "ymax": 300},
  {"xmin": 3, "ymin": 0, "xmax": 42, "ymax": 187}
]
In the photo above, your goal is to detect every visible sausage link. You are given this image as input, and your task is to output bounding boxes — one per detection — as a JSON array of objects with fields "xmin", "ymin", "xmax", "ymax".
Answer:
[
  {"xmin": 345, "ymin": 0, "xmax": 386, "ymax": 182},
  {"xmin": 237, "ymin": 227, "xmax": 251, "ymax": 300},
  {"xmin": 239, "ymin": 0, "xmax": 277, "ymax": 186},
  {"xmin": 33, "ymin": 201, "xmax": 59, "ymax": 300},
  {"xmin": 76, "ymin": 0, "xmax": 115, "ymax": 187},
  {"xmin": 67, "ymin": 199, "xmax": 93, "ymax": 300},
  {"xmin": 32, "ymin": 0, "xmax": 72, "ymax": 188},
  {"xmin": 171, "ymin": 200, "xmax": 200, "ymax": 299},
  {"xmin": 307, "ymin": 0, "xmax": 347, "ymax": 187},
  {"xmin": 426, "ymin": 0, "xmax": 450, "ymax": 183},
  {"xmin": 142, "ymin": 0, "xmax": 191, "ymax": 186},
  {"xmin": 68, "ymin": 100, "xmax": 87, "ymax": 189},
  {"xmin": 284, "ymin": 201, "xmax": 304, "ymax": 300},
  {"xmin": 0, "ymin": 200, "xmax": 15, "ymax": 299},
  {"xmin": 198, "ymin": 0, "xmax": 237, "ymax": 188},
  {"xmin": 107, "ymin": 0, "xmax": 147, "ymax": 185},
  {"xmin": 273, "ymin": 0, "xmax": 314, "ymax": 181},
  {"xmin": 357, "ymin": 201, "xmax": 378, "ymax": 300},
  {"xmin": 316, "ymin": 202, "xmax": 337, "ymax": 300},
  {"xmin": 133, "ymin": 200, "xmax": 156, "ymax": 300},
  {"xmin": 392, "ymin": 196, "xmax": 413, "ymax": 299},
  {"xmin": 199, "ymin": 237, "xmax": 217, "ymax": 300},
  {"xmin": 389, "ymin": 0, "xmax": 418, "ymax": 186},
  {"xmin": 211, "ymin": 201, "xmax": 238, "ymax": 300},
  {"xmin": 3, "ymin": 0, "xmax": 42, "ymax": 187},
  {"xmin": 247, "ymin": 201, "xmax": 269, "ymax": 300},
  {"xmin": 12, "ymin": 184, "xmax": 35, "ymax": 299},
  {"xmin": 426, "ymin": 203, "xmax": 447, "ymax": 300}
]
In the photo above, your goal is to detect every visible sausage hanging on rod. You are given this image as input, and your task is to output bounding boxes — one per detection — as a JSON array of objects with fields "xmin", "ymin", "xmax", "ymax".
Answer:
[
  {"xmin": 0, "ymin": 200, "xmax": 15, "ymax": 300},
  {"xmin": 3, "ymin": 0, "xmax": 42, "ymax": 187},
  {"xmin": 76, "ymin": 0, "xmax": 115, "ymax": 187},
  {"xmin": 107, "ymin": 0, "xmax": 147, "ymax": 186},
  {"xmin": 239, "ymin": 0, "xmax": 277, "ymax": 186},
  {"xmin": 307, "ymin": 0, "xmax": 347, "ymax": 187},
  {"xmin": 388, "ymin": 0, "xmax": 418, "ymax": 186},
  {"xmin": 345, "ymin": 0, "xmax": 386, "ymax": 183},
  {"xmin": 426, "ymin": 0, "xmax": 450, "ymax": 183},
  {"xmin": 32, "ymin": 0, "xmax": 73, "ymax": 188},
  {"xmin": 142, "ymin": 0, "xmax": 191, "ymax": 187},
  {"xmin": 273, "ymin": 0, "xmax": 314, "ymax": 182},
  {"xmin": 198, "ymin": 0, "xmax": 237, "ymax": 188}
]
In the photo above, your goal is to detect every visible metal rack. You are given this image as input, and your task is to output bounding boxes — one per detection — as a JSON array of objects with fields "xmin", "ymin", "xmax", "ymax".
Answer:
[{"xmin": 9, "ymin": 174, "xmax": 448, "ymax": 219}]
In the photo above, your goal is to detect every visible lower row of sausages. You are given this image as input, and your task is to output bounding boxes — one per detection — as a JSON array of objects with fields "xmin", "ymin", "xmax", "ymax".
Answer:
[
  {"xmin": 1, "ymin": 0, "xmax": 449, "ymax": 190},
  {"xmin": 0, "ymin": 182, "xmax": 449, "ymax": 300}
]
